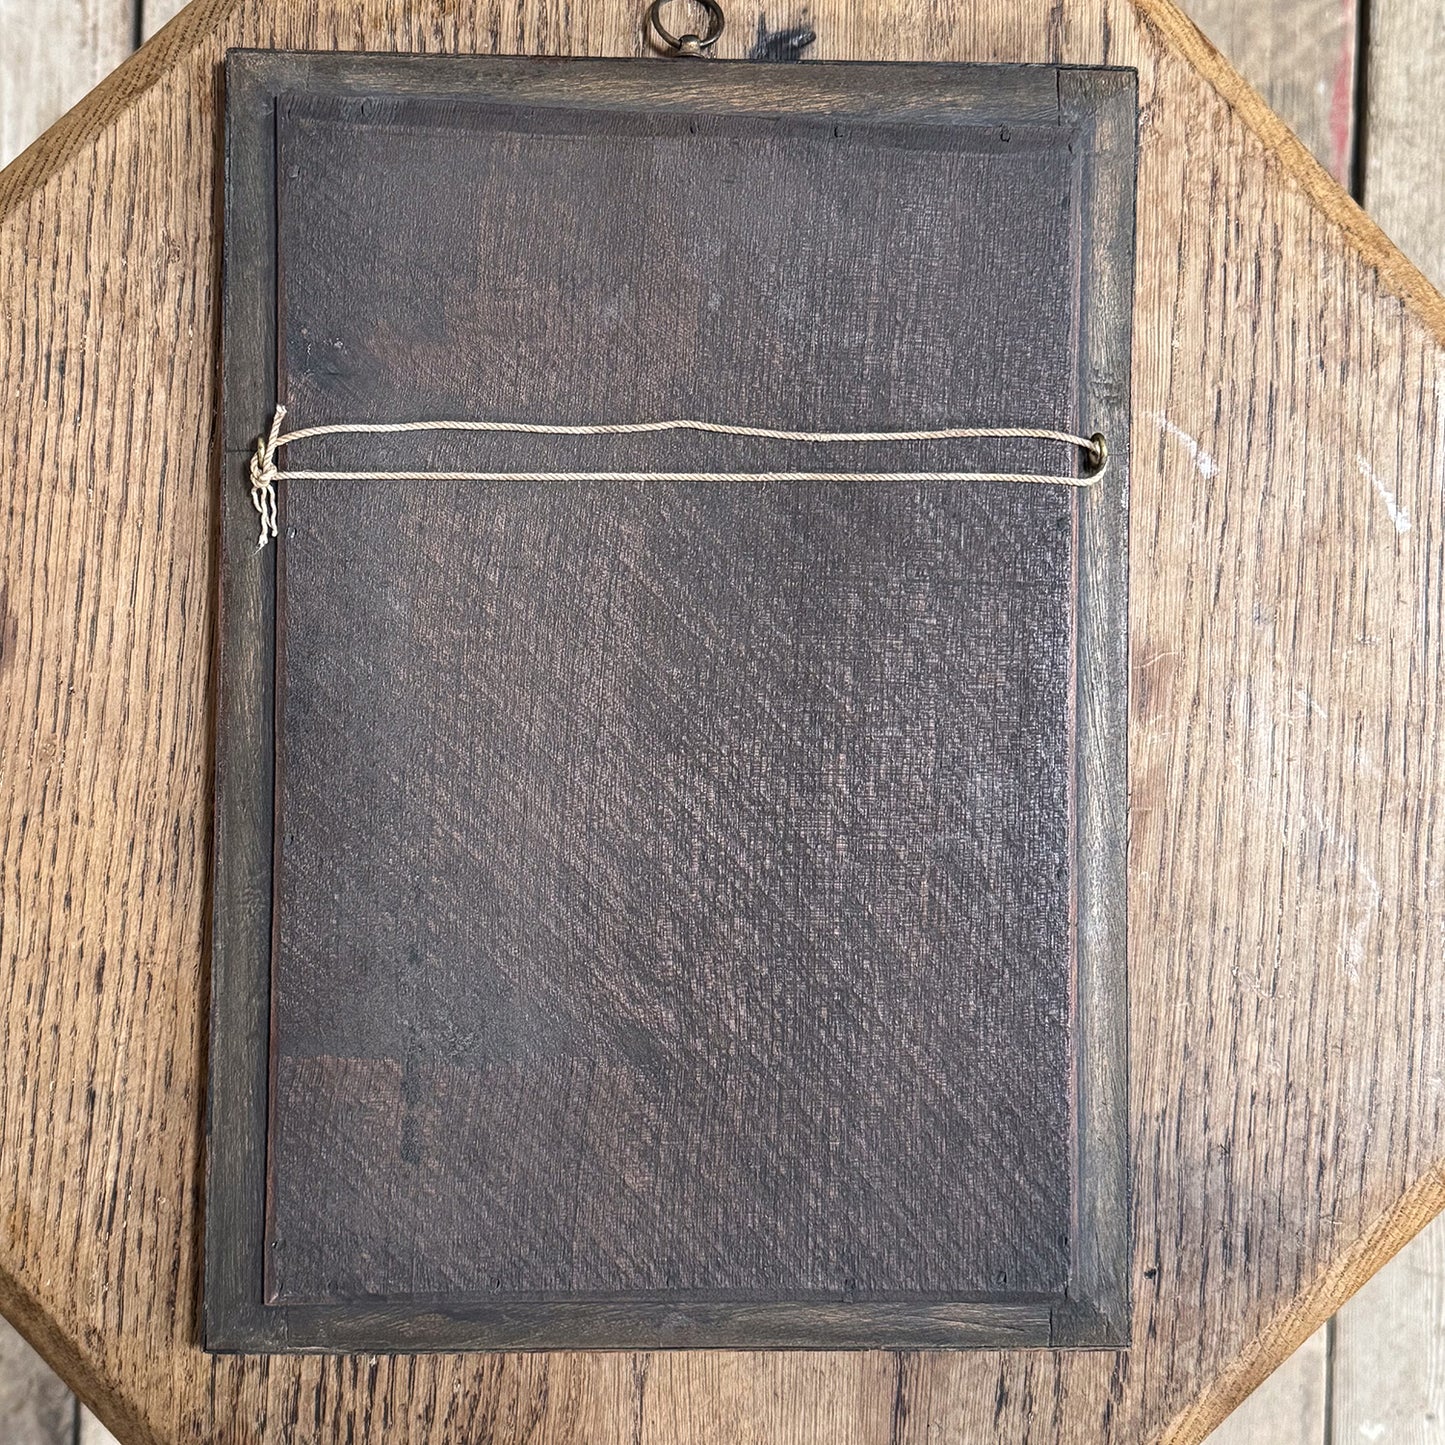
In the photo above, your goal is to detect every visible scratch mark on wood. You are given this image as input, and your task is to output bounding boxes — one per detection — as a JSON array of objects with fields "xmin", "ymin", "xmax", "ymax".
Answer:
[
  {"xmin": 1357, "ymin": 455, "xmax": 1412, "ymax": 534},
  {"xmin": 1154, "ymin": 412, "xmax": 1220, "ymax": 479}
]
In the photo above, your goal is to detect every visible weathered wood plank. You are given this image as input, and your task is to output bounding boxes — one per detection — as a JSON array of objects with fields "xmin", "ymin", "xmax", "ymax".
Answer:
[
  {"xmin": 1326, "ymin": 4, "xmax": 1445, "ymax": 1439},
  {"xmin": 1203, "ymin": 1329, "xmax": 1327, "ymax": 1445},
  {"xmin": 1178, "ymin": 3, "xmax": 1358, "ymax": 1437},
  {"xmin": 141, "ymin": 0, "xmax": 187, "ymax": 40},
  {"xmin": 0, "ymin": 0, "xmax": 131, "ymax": 167},
  {"xmin": 1332, "ymin": 1211, "xmax": 1445, "ymax": 1442},
  {"xmin": 1, "ymin": 11, "xmax": 180, "ymax": 1445},
  {"xmin": 1173, "ymin": 0, "xmax": 1356, "ymax": 181},
  {"xmin": 1147, "ymin": 4, "xmax": 1445, "ymax": 1443},
  {"xmin": 0, "ymin": 1322, "xmax": 76, "ymax": 1445},
  {"xmin": 1361, "ymin": 0, "xmax": 1445, "ymax": 288}
]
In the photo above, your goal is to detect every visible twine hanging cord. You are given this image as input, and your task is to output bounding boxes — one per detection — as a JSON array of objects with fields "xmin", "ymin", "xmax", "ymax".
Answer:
[{"xmin": 248, "ymin": 405, "xmax": 1108, "ymax": 547}]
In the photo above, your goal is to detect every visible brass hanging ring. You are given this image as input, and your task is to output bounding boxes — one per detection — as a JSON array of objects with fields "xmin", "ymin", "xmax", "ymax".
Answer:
[{"xmin": 646, "ymin": 0, "xmax": 725, "ymax": 56}]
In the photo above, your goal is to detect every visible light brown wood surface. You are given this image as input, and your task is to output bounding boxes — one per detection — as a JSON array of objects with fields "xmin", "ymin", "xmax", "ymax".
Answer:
[
  {"xmin": 1204, "ymin": 0, "xmax": 1445, "ymax": 1435},
  {"xmin": 1199, "ymin": 0, "xmax": 1445, "ymax": 1437},
  {"xmin": 0, "ymin": 5, "xmax": 136, "ymax": 1440},
  {"xmin": 2, "ymin": 1, "xmax": 1444, "ymax": 1443}
]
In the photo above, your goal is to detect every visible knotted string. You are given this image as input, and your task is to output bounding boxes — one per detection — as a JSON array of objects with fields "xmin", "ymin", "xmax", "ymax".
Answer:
[{"xmin": 248, "ymin": 404, "xmax": 1107, "ymax": 548}]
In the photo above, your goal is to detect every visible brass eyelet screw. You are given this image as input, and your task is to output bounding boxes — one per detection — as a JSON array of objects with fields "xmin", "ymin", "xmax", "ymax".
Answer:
[
  {"xmin": 1086, "ymin": 432, "xmax": 1109, "ymax": 476},
  {"xmin": 646, "ymin": 0, "xmax": 725, "ymax": 56}
]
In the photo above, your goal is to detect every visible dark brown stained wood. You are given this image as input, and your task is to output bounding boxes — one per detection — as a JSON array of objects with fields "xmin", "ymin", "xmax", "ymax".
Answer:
[
  {"xmin": 209, "ymin": 52, "xmax": 1135, "ymax": 1353},
  {"xmin": 274, "ymin": 97, "xmax": 1085, "ymax": 1304}
]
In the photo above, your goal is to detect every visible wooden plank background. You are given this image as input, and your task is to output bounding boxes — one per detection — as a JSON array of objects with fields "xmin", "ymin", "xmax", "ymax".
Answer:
[{"xmin": 0, "ymin": 0, "xmax": 1440, "ymax": 1439}]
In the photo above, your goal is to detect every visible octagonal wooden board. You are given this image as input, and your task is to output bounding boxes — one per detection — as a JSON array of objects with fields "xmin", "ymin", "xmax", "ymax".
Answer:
[{"xmin": 1, "ymin": 0, "xmax": 1443, "ymax": 1439}]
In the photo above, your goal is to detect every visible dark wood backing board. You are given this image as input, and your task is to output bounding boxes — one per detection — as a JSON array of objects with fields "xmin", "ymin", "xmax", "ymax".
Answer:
[{"xmin": 209, "ymin": 51, "xmax": 1135, "ymax": 1353}]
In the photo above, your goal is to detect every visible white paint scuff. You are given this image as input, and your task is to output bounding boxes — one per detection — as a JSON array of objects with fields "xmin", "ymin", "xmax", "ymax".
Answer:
[
  {"xmin": 1153, "ymin": 413, "xmax": 1220, "ymax": 480},
  {"xmin": 1357, "ymin": 455, "xmax": 1412, "ymax": 534}
]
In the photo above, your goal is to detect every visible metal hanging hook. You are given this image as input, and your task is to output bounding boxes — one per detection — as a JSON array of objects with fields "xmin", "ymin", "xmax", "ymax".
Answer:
[{"xmin": 646, "ymin": 0, "xmax": 725, "ymax": 56}]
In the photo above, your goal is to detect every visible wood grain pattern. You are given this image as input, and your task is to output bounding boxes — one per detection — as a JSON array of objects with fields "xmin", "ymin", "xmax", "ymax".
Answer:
[
  {"xmin": 2, "ymin": 0, "xmax": 139, "ymax": 1440},
  {"xmin": 1362, "ymin": 0, "xmax": 1445, "ymax": 289},
  {"xmin": 1328, "ymin": 2, "xmax": 1445, "ymax": 1437},
  {"xmin": 0, "ymin": 4, "xmax": 136, "ymax": 1443},
  {"xmin": 1332, "ymin": 1214, "xmax": 1445, "ymax": 1443},
  {"xmin": 267, "ymin": 83, "xmax": 1085, "ymax": 1316},
  {"xmin": 1188, "ymin": 0, "xmax": 1360, "ymax": 1434},
  {"xmin": 1182, "ymin": 0, "xmax": 1356, "ymax": 182},
  {"xmin": 211, "ymin": 58, "xmax": 1132, "ymax": 1351},
  {"xmin": 1, "ymin": 0, "xmax": 1444, "ymax": 1438},
  {"xmin": 1190, "ymin": 0, "xmax": 1346, "ymax": 1421}
]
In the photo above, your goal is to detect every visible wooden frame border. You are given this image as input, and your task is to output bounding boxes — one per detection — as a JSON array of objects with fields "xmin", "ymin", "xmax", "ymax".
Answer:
[{"xmin": 207, "ymin": 49, "xmax": 1136, "ymax": 1353}]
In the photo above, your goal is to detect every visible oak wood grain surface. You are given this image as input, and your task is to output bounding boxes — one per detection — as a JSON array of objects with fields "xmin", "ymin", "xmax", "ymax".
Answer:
[
  {"xmin": 1317, "ymin": 6, "xmax": 1445, "ymax": 1436},
  {"xmin": 1204, "ymin": 0, "xmax": 1445, "ymax": 1436},
  {"xmin": 0, "ymin": 0, "xmax": 1423, "ymax": 1434},
  {"xmin": 0, "ymin": 9, "xmax": 136, "ymax": 1443},
  {"xmin": 1, "ymin": 0, "xmax": 1444, "ymax": 1441}
]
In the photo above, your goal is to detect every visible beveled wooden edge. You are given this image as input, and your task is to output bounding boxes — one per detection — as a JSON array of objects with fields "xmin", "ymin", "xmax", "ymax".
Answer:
[
  {"xmin": 1128, "ymin": 0, "xmax": 1445, "ymax": 343},
  {"xmin": 1159, "ymin": 1166, "xmax": 1445, "ymax": 1444},
  {"xmin": 217, "ymin": 1299, "xmax": 1063, "ymax": 1355},
  {"xmin": 206, "ymin": 44, "xmax": 281, "ymax": 1355},
  {"xmin": 208, "ymin": 48, "xmax": 1135, "ymax": 1354},
  {"xmin": 1059, "ymin": 65, "xmax": 1136, "ymax": 1350}
]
